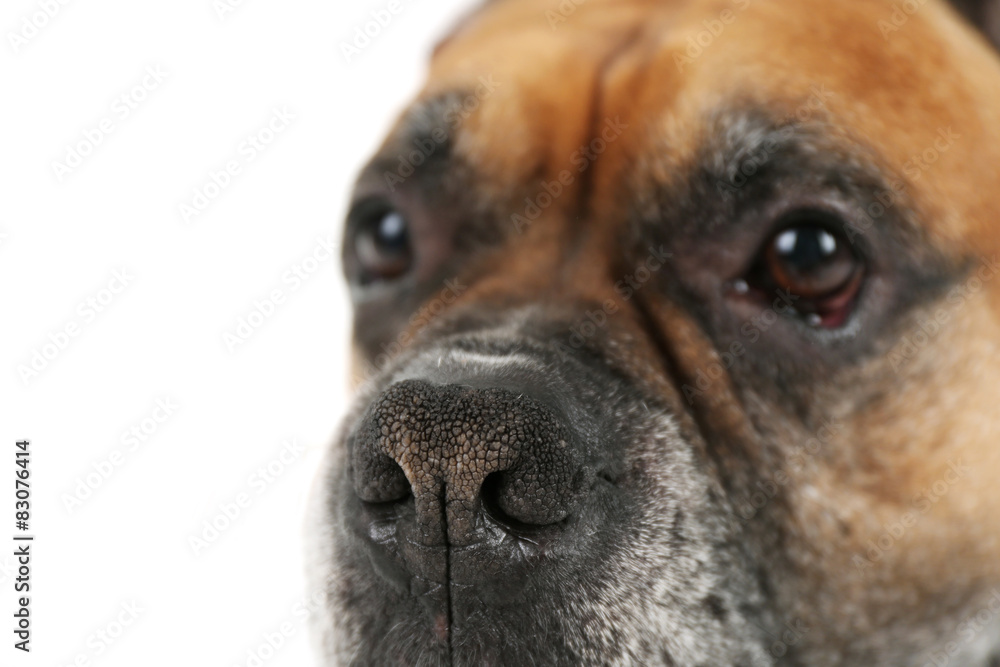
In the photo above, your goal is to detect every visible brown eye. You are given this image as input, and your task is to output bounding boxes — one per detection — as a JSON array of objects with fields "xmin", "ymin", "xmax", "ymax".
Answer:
[
  {"xmin": 353, "ymin": 204, "xmax": 413, "ymax": 284},
  {"xmin": 745, "ymin": 212, "xmax": 864, "ymax": 327},
  {"xmin": 766, "ymin": 225, "xmax": 856, "ymax": 298}
]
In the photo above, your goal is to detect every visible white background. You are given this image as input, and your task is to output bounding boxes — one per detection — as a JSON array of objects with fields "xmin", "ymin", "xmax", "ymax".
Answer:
[{"xmin": 0, "ymin": 0, "xmax": 477, "ymax": 664}]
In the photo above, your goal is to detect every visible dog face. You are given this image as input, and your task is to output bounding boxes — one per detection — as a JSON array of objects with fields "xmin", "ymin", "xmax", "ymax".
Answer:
[{"xmin": 310, "ymin": 1, "xmax": 1000, "ymax": 664}]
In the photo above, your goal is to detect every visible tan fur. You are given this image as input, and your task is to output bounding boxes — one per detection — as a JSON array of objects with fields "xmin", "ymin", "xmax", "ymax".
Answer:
[
  {"xmin": 420, "ymin": 0, "xmax": 1000, "ymax": 592},
  {"xmin": 334, "ymin": 0, "xmax": 1000, "ymax": 662}
]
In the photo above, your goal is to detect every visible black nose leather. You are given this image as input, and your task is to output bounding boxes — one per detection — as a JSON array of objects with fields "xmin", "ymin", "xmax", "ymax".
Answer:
[{"xmin": 351, "ymin": 379, "xmax": 591, "ymax": 546}]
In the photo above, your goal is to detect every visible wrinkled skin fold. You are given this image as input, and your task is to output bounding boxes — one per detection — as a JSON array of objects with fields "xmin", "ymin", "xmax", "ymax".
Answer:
[{"xmin": 309, "ymin": 1, "xmax": 1000, "ymax": 665}]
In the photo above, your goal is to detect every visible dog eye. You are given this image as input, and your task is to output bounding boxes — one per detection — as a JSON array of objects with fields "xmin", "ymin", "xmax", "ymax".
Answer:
[
  {"xmin": 743, "ymin": 211, "xmax": 864, "ymax": 327},
  {"xmin": 352, "ymin": 203, "xmax": 413, "ymax": 284}
]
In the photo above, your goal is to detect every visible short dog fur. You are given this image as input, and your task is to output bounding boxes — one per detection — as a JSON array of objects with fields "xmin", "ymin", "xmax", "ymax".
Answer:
[{"xmin": 309, "ymin": 1, "xmax": 1000, "ymax": 664}]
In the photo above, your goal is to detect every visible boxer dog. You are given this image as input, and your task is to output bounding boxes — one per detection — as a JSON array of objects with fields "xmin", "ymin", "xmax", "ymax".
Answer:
[{"xmin": 309, "ymin": 0, "xmax": 1000, "ymax": 664}]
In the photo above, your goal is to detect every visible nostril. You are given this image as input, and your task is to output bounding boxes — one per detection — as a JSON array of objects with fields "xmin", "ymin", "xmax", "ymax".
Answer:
[
  {"xmin": 480, "ymin": 471, "xmax": 571, "ymax": 532},
  {"xmin": 480, "ymin": 472, "xmax": 525, "ymax": 530},
  {"xmin": 354, "ymin": 453, "xmax": 411, "ymax": 504},
  {"xmin": 353, "ymin": 380, "xmax": 593, "ymax": 547}
]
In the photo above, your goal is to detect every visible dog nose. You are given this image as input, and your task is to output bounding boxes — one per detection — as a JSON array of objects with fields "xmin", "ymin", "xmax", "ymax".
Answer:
[{"xmin": 351, "ymin": 378, "xmax": 591, "ymax": 546}]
